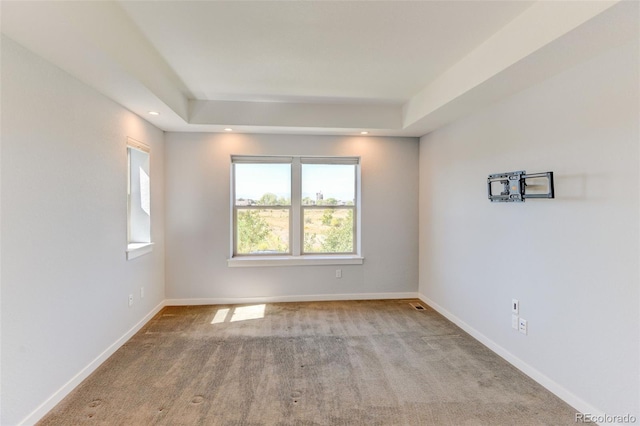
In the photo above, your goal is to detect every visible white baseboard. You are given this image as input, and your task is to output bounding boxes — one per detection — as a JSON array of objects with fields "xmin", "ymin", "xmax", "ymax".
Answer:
[
  {"xmin": 166, "ymin": 292, "xmax": 419, "ymax": 306},
  {"xmin": 417, "ymin": 293, "xmax": 604, "ymax": 420},
  {"xmin": 19, "ymin": 301, "xmax": 166, "ymax": 426}
]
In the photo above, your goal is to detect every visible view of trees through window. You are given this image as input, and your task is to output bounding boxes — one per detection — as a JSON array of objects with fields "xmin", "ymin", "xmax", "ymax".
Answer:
[
  {"xmin": 234, "ymin": 160, "xmax": 356, "ymax": 255},
  {"xmin": 303, "ymin": 208, "xmax": 353, "ymax": 253}
]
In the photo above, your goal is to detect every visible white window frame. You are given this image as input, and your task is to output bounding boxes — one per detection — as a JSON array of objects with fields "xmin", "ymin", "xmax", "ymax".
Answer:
[
  {"xmin": 232, "ymin": 156, "xmax": 293, "ymax": 257},
  {"xmin": 126, "ymin": 137, "xmax": 153, "ymax": 260},
  {"xmin": 228, "ymin": 155, "xmax": 363, "ymax": 267}
]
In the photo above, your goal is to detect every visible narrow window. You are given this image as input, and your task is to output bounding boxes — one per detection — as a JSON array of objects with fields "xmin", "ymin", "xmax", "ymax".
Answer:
[{"xmin": 126, "ymin": 138, "xmax": 152, "ymax": 259}]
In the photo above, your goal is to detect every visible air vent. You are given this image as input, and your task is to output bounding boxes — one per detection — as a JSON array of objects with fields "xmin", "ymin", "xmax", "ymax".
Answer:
[{"xmin": 409, "ymin": 302, "xmax": 426, "ymax": 311}]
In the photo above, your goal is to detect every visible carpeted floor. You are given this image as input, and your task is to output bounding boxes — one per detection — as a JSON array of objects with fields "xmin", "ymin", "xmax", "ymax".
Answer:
[{"xmin": 38, "ymin": 299, "xmax": 578, "ymax": 425}]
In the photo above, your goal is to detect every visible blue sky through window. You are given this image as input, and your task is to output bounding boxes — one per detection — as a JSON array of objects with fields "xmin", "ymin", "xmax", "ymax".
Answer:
[
  {"xmin": 235, "ymin": 163, "xmax": 355, "ymax": 202},
  {"xmin": 235, "ymin": 163, "xmax": 291, "ymax": 200},
  {"xmin": 302, "ymin": 164, "xmax": 354, "ymax": 202}
]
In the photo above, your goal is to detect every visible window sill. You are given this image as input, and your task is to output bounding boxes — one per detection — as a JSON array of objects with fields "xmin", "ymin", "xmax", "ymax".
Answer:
[
  {"xmin": 126, "ymin": 242, "xmax": 154, "ymax": 260},
  {"xmin": 227, "ymin": 255, "xmax": 364, "ymax": 268}
]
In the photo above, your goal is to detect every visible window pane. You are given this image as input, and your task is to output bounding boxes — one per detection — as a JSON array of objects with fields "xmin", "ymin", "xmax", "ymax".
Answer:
[
  {"xmin": 236, "ymin": 208, "xmax": 289, "ymax": 254},
  {"xmin": 301, "ymin": 164, "xmax": 355, "ymax": 206},
  {"xmin": 235, "ymin": 163, "xmax": 291, "ymax": 206},
  {"xmin": 303, "ymin": 208, "xmax": 354, "ymax": 253},
  {"xmin": 128, "ymin": 147, "xmax": 150, "ymax": 243}
]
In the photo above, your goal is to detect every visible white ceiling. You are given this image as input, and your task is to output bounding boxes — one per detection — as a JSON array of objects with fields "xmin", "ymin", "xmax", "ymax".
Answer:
[
  {"xmin": 118, "ymin": 1, "xmax": 531, "ymax": 103},
  {"xmin": 1, "ymin": 1, "xmax": 636, "ymax": 137}
]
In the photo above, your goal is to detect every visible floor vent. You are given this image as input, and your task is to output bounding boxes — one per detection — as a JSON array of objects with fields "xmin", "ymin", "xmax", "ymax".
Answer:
[{"xmin": 410, "ymin": 302, "xmax": 426, "ymax": 311}]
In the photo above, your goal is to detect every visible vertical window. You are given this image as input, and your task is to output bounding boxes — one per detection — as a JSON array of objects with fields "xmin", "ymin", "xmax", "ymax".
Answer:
[
  {"xmin": 126, "ymin": 138, "xmax": 152, "ymax": 260},
  {"xmin": 233, "ymin": 159, "xmax": 291, "ymax": 255},
  {"xmin": 231, "ymin": 156, "xmax": 359, "ymax": 259},
  {"xmin": 301, "ymin": 161, "xmax": 356, "ymax": 254}
]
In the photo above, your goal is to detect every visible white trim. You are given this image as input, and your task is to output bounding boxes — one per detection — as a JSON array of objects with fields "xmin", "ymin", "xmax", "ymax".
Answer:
[
  {"xmin": 19, "ymin": 301, "xmax": 166, "ymax": 426},
  {"xmin": 231, "ymin": 155, "xmax": 292, "ymax": 164},
  {"xmin": 301, "ymin": 156, "xmax": 359, "ymax": 165},
  {"xmin": 227, "ymin": 255, "xmax": 364, "ymax": 267},
  {"xmin": 291, "ymin": 159, "xmax": 302, "ymax": 256},
  {"xmin": 166, "ymin": 292, "xmax": 418, "ymax": 306},
  {"xmin": 417, "ymin": 293, "xmax": 602, "ymax": 419},
  {"xmin": 126, "ymin": 242, "xmax": 154, "ymax": 260},
  {"xmin": 126, "ymin": 136, "xmax": 150, "ymax": 153}
]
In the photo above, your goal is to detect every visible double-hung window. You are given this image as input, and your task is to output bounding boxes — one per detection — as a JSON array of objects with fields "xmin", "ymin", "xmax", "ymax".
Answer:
[{"xmin": 230, "ymin": 156, "xmax": 361, "ymax": 265}]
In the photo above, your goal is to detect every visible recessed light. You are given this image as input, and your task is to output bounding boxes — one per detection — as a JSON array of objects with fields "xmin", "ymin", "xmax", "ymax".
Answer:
[
  {"xmin": 148, "ymin": 111, "xmax": 160, "ymax": 116},
  {"xmin": 360, "ymin": 131, "xmax": 369, "ymax": 135},
  {"xmin": 224, "ymin": 128, "xmax": 233, "ymax": 132}
]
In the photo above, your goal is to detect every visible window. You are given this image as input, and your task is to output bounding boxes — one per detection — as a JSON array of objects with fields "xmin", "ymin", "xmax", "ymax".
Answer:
[
  {"xmin": 234, "ymin": 160, "xmax": 291, "ymax": 255},
  {"xmin": 301, "ymin": 161, "xmax": 356, "ymax": 254},
  {"xmin": 126, "ymin": 138, "xmax": 152, "ymax": 260},
  {"xmin": 230, "ymin": 156, "xmax": 361, "ymax": 266}
]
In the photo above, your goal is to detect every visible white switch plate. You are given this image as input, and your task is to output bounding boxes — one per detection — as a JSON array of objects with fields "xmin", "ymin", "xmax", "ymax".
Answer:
[
  {"xmin": 336, "ymin": 269, "xmax": 342, "ymax": 278},
  {"xmin": 512, "ymin": 314, "xmax": 519, "ymax": 330},
  {"xmin": 519, "ymin": 318, "xmax": 527, "ymax": 335},
  {"xmin": 128, "ymin": 294, "xmax": 134, "ymax": 307},
  {"xmin": 512, "ymin": 299, "xmax": 519, "ymax": 314},
  {"xmin": 140, "ymin": 287, "xmax": 144, "ymax": 299}
]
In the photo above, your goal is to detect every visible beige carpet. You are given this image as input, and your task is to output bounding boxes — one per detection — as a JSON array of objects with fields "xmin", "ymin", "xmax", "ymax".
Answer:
[{"xmin": 38, "ymin": 299, "xmax": 578, "ymax": 425}]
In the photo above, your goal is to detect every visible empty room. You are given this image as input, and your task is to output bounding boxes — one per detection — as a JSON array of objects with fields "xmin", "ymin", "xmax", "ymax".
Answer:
[{"xmin": 1, "ymin": 1, "xmax": 638, "ymax": 425}]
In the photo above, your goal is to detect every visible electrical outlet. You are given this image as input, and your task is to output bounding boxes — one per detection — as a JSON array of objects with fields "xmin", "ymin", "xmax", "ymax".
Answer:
[
  {"xmin": 336, "ymin": 269, "xmax": 342, "ymax": 278},
  {"xmin": 128, "ymin": 294, "xmax": 134, "ymax": 307},
  {"xmin": 512, "ymin": 314, "xmax": 519, "ymax": 330},
  {"xmin": 512, "ymin": 299, "xmax": 519, "ymax": 314},
  {"xmin": 140, "ymin": 287, "xmax": 144, "ymax": 299},
  {"xmin": 519, "ymin": 318, "xmax": 527, "ymax": 335}
]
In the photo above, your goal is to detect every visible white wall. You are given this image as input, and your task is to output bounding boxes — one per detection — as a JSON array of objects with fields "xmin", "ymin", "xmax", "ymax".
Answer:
[
  {"xmin": 164, "ymin": 133, "xmax": 419, "ymax": 302},
  {"xmin": 419, "ymin": 39, "xmax": 639, "ymax": 418},
  {"xmin": 1, "ymin": 36, "xmax": 166, "ymax": 425}
]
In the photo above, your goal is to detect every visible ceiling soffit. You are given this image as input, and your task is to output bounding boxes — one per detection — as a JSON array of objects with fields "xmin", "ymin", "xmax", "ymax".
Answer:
[{"xmin": 1, "ymin": 1, "xmax": 635, "ymax": 136}]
